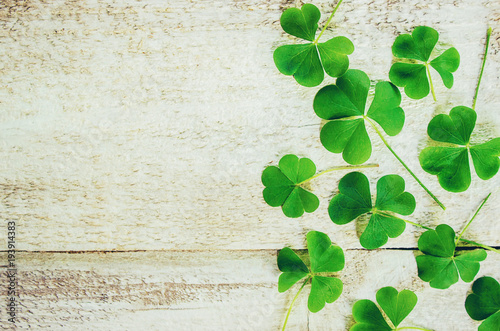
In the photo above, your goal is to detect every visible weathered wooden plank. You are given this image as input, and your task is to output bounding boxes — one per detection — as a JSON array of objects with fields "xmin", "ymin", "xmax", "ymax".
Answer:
[
  {"xmin": 0, "ymin": 0, "xmax": 499, "ymax": 251},
  {"xmin": 0, "ymin": 250, "xmax": 498, "ymax": 330}
]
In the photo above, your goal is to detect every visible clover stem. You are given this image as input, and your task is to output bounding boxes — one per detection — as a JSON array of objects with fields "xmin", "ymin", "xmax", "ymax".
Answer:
[
  {"xmin": 425, "ymin": 63, "xmax": 437, "ymax": 102},
  {"xmin": 455, "ymin": 193, "xmax": 491, "ymax": 245},
  {"xmin": 314, "ymin": 0, "xmax": 344, "ymax": 43},
  {"xmin": 472, "ymin": 27, "xmax": 492, "ymax": 110},
  {"xmin": 395, "ymin": 327, "xmax": 433, "ymax": 331},
  {"xmin": 297, "ymin": 163, "xmax": 379, "ymax": 185},
  {"xmin": 377, "ymin": 211, "xmax": 433, "ymax": 231},
  {"xmin": 282, "ymin": 276, "xmax": 311, "ymax": 331},
  {"xmin": 366, "ymin": 118, "xmax": 446, "ymax": 210},
  {"xmin": 458, "ymin": 238, "xmax": 500, "ymax": 254}
]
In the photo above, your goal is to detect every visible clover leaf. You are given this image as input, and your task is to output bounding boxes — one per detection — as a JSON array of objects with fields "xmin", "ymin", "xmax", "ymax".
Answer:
[
  {"xmin": 419, "ymin": 106, "xmax": 500, "ymax": 192},
  {"xmin": 274, "ymin": 3, "xmax": 354, "ymax": 87},
  {"xmin": 328, "ymin": 172, "xmax": 415, "ymax": 249},
  {"xmin": 313, "ymin": 69, "xmax": 404, "ymax": 165},
  {"xmin": 465, "ymin": 276, "xmax": 500, "ymax": 331},
  {"xmin": 389, "ymin": 26, "xmax": 460, "ymax": 100},
  {"xmin": 350, "ymin": 287, "xmax": 418, "ymax": 330},
  {"xmin": 278, "ymin": 231, "xmax": 344, "ymax": 313},
  {"xmin": 262, "ymin": 154, "xmax": 319, "ymax": 218},
  {"xmin": 416, "ymin": 224, "xmax": 487, "ymax": 289}
]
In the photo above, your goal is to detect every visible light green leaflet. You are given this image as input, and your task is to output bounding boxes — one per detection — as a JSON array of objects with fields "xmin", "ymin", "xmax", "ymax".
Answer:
[
  {"xmin": 274, "ymin": 3, "xmax": 353, "ymax": 87},
  {"xmin": 328, "ymin": 172, "xmax": 415, "ymax": 249},
  {"xmin": 419, "ymin": 106, "xmax": 500, "ymax": 192}
]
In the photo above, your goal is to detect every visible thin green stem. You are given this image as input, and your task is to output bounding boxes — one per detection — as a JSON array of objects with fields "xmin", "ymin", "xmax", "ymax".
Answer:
[
  {"xmin": 297, "ymin": 163, "xmax": 379, "ymax": 185},
  {"xmin": 458, "ymin": 238, "xmax": 500, "ymax": 254},
  {"xmin": 282, "ymin": 276, "xmax": 311, "ymax": 331},
  {"xmin": 376, "ymin": 211, "xmax": 433, "ymax": 231},
  {"xmin": 455, "ymin": 193, "xmax": 491, "ymax": 245},
  {"xmin": 425, "ymin": 63, "xmax": 437, "ymax": 102},
  {"xmin": 366, "ymin": 118, "xmax": 446, "ymax": 210},
  {"xmin": 395, "ymin": 327, "xmax": 433, "ymax": 331},
  {"xmin": 472, "ymin": 27, "xmax": 492, "ymax": 110},
  {"xmin": 314, "ymin": 0, "xmax": 344, "ymax": 43}
]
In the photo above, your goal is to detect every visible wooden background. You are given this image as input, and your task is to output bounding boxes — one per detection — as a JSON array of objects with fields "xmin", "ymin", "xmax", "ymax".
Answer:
[{"xmin": 0, "ymin": 0, "xmax": 499, "ymax": 329}]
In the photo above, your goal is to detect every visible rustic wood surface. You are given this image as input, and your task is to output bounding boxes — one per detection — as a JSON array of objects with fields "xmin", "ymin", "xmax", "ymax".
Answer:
[{"xmin": 0, "ymin": 0, "xmax": 499, "ymax": 329}]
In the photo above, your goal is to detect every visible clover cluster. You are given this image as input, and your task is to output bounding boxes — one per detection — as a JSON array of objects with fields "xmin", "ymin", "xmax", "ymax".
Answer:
[{"xmin": 262, "ymin": 2, "xmax": 500, "ymax": 331}]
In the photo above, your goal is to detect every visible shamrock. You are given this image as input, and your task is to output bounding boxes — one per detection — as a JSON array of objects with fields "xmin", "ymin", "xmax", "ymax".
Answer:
[
  {"xmin": 419, "ymin": 106, "xmax": 500, "ymax": 192},
  {"xmin": 416, "ymin": 224, "xmax": 487, "ymax": 289},
  {"xmin": 389, "ymin": 26, "xmax": 460, "ymax": 100},
  {"xmin": 278, "ymin": 231, "xmax": 344, "ymax": 313},
  {"xmin": 262, "ymin": 154, "xmax": 319, "ymax": 218},
  {"xmin": 273, "ymin": 3, "xmax": 354, "ymax": 87},
  {"xmin": 465, "ymin": 276, "xmax": 500, "ymax": 331},
  {"xmin": 328, "ymin": 172, "xmax": 415, "ymax": 249},
  {"xmin": 313, "ymin": 69, "xmax": 404, "ymax": 165},
  {"xmin": 351, "ymin": 287, "xmax": 418, "ymax": 330}
]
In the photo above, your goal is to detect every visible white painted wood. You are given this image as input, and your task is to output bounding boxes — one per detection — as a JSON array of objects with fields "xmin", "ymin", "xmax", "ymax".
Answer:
[
  {"xmin": 0, "ymin": 250, "xmax": 498, "ymax": 330},
  {"xmin": 0, "ymin": 0, "xmax": 498, "ymax": 251}
]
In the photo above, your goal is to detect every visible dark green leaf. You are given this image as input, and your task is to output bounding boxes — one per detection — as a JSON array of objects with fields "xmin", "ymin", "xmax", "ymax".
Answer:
[
  {"xmin": 329, "ymin": 172, "xmax": 415, "ymax": 249},
  {"xmin": 430, "ymin": 47, "xmax": 460, "ymax": 88},
  {"xmin": 308, "ymin": 276, "xmax": 343, "ymax": 313},
  {"xmin": 262, "ymin": 154, "xmax": 319, "ymax": 217},
  {"xmin": 392, "ymin": 26, "xmax": 438, "ymax": 62},
  {"xmin": 427, "ymin": 106, "xmax": 476, "ymax": 145},
  {"xmin": 470, "ymin": 138, "xmax": 500, "ymax": 180},
  {"xmin": 280, "ymin": 4, "xmax": 320, "ymax": 41},
  {"xmin": 329, "ymin": 172, "xmax": 372, "ymax": 225},
  {"xmin": 465, "ymin": 276, "xmax": 500, "ymax": 331},
  {"xmin": 314, "ymin": 70, "xmax": 404, "ymax": 164},
  {"xmin": 421, "ymin": 106, "xmax": 500, "ymax": 192},
  {"xmin": 307, "ymin": 231, "xmax": 345, "ymax": 273},
  {"xmin": 376, "ymin": 287, "xmax": 418, "ymax": 328},
  {"xmin": 351, "ymin": 299, "xmax": 392, "ymax": 331},
  {"xmin": 274, "ymin": 4, "xmax": 353, "ymax": 86},
  {"xmin": 390, "ymin": 26, "xmax": 459, "ymax": 99},
  {"xmin": 388, "ymin": 63, "xmax": 429, "ymax": 100},
  {"xmin": 317, "ymin": 36, "xmax": 354, "ymax": 77},
  {"xmin": 277, "ymin": 247, "xmax": 309, "ymax": 292},
  {"xmin": 366, "ymin": 82, "xmax": 405, "ymax": 136},
  {"xmin": 416, "ymin": 224, "xmax": 486, "ymax": 289}
]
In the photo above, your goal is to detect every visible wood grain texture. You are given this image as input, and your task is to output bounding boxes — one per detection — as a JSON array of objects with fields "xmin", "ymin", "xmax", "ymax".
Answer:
[
  {"xmin": 0, "ymin": 250, "xmax": 498, "ymax": 330},
  {"xmin": 0, "ymin": 0, "xmax": 498, "ymax": 251}
]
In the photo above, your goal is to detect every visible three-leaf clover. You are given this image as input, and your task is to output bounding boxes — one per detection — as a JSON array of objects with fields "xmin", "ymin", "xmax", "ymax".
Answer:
[
  {"xmin": 389, "ymin": 26, "xmax": 460, "ymax": 99},
  {"xmin": 465, "ymin": 276, "xmax": 500, "ymax": 331},
  {"xmin": 262, "ymin": 154, "xmax": 319, "ymax": 218},
  {"xmin": 351, "ymin": 287, "xmax": 418, "ymax": 330},
  {"xmin": 273, "ymin": 3, "xmax": 354, "ymax": 87},
  {"xmin": 278, "ymin": 231, "xmax": 344, "ymax": 313},
  {"xmin": 313, "ymin": 69, "xmax": 404, "ymax": 165},
  {"xmin": 419, "ymin": 106, "xmax": 500, "ymax": 192},
  {"xmin": 328, "ymin": 172, "xmax": 416, "ymax": 249},
  {"xmin": 416, "ymin": 224, "xmax": 487, "ymax": 289}
]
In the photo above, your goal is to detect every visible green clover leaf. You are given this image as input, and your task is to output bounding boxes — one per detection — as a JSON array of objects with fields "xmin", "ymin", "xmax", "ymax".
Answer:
[
  {"xmin": 416, "ymin": 224, "xmax": 487, "ymax": 289},
  {"xmin": 314, "ymin": 69, "xmax": 404, "ymax": 165},
  {"xmin": 277, "ymin": 231, "xmax": 344, "ymax": 313},
  {"xmin": 273, "ymin": 3, "xmax": 354, "ymax": 87},
  {"xmin": 350, "ymin": 287, "xmax": 418, "ymax": 331},
  {"xmin": 389, "ymin": 26, "xmax": 460, "ymax": 99},
  {"xmin": 419, "ymin": 106, "xmax": 500, "ymax": 192},
  {"xmin": 262, "ymin": 154, "xmax": 319, "ymax": 218},
  {"xmin": 465, "ymin": 276, "xmax": 500, "ymax": 331},
  {"xmin": 328, "ymin": 172, "xmax": 415, "ymax": 249}
]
